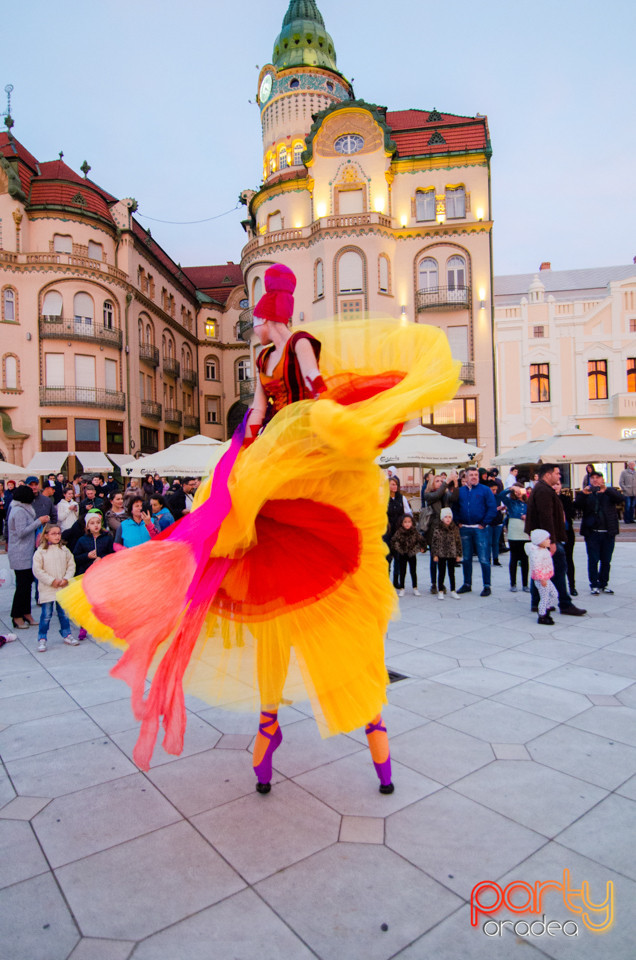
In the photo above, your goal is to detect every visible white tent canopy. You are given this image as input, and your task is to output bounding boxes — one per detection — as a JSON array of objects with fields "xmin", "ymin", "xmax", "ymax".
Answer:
[
  {"xmin": 0, "ymin": 459, "xmax": 29, "ymax": 479},
  {"xmin": 492, "ymin": 429, "xmax": 636, "ymax": 466},
  {"xmin": 76, "ymin": 452, "xmax": 112, "ymax": 474},
  {"xmin": 23, "ymin": 451, "xmax": 70, "ymax": 475},
  {"xmin": 118, "ymin": 435, "xmax": 228, "ymax": 478},
  {"xmin": 377, "ymin": 425, "xmax": 483, "ymax": 468}
]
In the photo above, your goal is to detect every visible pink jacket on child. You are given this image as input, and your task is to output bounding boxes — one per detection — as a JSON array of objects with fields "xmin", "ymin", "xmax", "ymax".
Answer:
[{"xmin": 524, "ymin": 543, "xmax": 554, "ymax": 582}]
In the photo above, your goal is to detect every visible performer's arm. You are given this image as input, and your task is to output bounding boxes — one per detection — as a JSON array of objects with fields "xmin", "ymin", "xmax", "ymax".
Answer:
[
  {"xmin": 245, "ymin": 378, "xmax": 267, "ymax": 444},
  {"xmin": 295, "ymin": 337, "xmax": 326, "ymax": 398}
]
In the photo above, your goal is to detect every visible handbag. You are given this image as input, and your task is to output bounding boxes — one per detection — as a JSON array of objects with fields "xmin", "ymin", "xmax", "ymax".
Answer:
[{"xmin": 418, "ymin": 504, "xmax": 433, "ymax": 533}]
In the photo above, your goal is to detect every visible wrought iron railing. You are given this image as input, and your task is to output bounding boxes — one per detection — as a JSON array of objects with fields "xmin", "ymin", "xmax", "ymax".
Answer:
[
  {"xmin": 415, "ymin": 286, "xmax": 470, "ymax": 311},
  {"xmin": 164, "ymin": 408, "xmax": 183, "ymax": 425},
  {"xmin": 139, "ymin": 343, "xmax": 160, "ymax": 366},
  {"xmin": 162, "ymin": 357, "xmax": 181, "ymax": 378},
  {"xmin": 239, "ymin": 378, "xmax": 256, "ymax": 402},
  {"xmin": 460, "ymin": 362, "xmax": 475, "ymax": 384},
  {"xmin": 40, "ymin": 386, "xmax": 126, "ymax": 410},
  {"xmin": 141, "ymin": 400, "xmax": 162, "ymax": 420},
  {"xmin": 181, "ymin": 368, "xmax": 198, "ymax": 386},
  {"xmin": 238, "ymin": 307, "xmax": 254, "ymax": 342},
  {"xmin": 39, "ymin": 316, "xmax": 123, "ymax": 348},
  {"xmin": 184, "ymin": 414, "xmax": 200, "ymax": 430}
]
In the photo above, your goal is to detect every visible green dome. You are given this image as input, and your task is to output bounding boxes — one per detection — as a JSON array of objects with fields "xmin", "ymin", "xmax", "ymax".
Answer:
[{"xmin": 273, "ymin": 0, "xmax": 337, "ymax": 71}]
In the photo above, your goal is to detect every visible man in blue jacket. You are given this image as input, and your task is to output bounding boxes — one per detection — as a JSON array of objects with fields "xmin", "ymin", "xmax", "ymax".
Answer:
[{"xmin": 453, "ymin": 466, "xmax": 497, "ymax": 596}]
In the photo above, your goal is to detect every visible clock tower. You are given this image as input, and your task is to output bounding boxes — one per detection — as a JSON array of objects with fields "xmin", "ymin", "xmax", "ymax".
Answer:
[{"xmin": 256, "ymin": 0, "xmax": 352, "ymax": 182}]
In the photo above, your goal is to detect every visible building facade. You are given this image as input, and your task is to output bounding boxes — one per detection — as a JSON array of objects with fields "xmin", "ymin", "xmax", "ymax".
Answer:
[
  {"xmin": 494, "ymin": 262, "xmax": 636, "ymax": 473},
  {"xmin": 240, "ymin": 0, "xmax": 496, "ymax": 457}
]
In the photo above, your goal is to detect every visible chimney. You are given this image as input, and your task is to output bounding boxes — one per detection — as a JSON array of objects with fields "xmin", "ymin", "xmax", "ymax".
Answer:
[{"xmin": 540, "ymin": 262, "xmax": 551, "ymax": 271}]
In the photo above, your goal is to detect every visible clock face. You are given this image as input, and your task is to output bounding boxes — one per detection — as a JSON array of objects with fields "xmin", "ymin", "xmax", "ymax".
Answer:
[{"xmin": 259, "ymin": 74, "xmax": 273, "ymax": 103}]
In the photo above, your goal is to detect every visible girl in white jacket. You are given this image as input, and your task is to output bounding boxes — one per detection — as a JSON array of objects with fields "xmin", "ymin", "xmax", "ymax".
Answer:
[
  {"xmin": 525, "ymin": 528, "xmax": 558, "ymax": 626},
  {"xmin": 32, "ymin": 524, "xmax": 77, "ymax": 652}
]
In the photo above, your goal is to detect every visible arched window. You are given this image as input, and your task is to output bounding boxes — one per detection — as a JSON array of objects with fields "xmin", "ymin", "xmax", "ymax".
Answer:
[
  {"xmin": 42, "ymin": 290, "xmax": 63, "ymax": 318},
  {"xmin": 278, "ymin": 146, "xmax": 288, "ymax": 170},
  {"xmin": 338, "ymin": 250, "xmax": 363, "ymax": 294},
  {"xmin": 379, "ymin": 255, "xmax": 390, "ymax": 294},
  {"xmin": 205, "ymin": 356, "xmax": 219, "ymax": 380},
  {"xmin": 418, "ymin": 258, "xmax": 438, "ymax": 291},
  {"xmin": 138, "ymin": 319, "xmax": 144, "ymax": 343},
  {"xmin": 182, "ymin": 347, "xmax": 193, "ymax": 373},
  {"xmin": 315, "ymin": 259, "xmax": 324, "ymax": 299},
  {"xmin": 447, "ymin": 256, "xmax": 466, "ymax": 290},
  {"xmin": 268, "ymin": 211, "xmax": 282, "ymax": 232},
  {"xmin": 293, "ymin": 142, "xmax": 304, "ymax": 166},
  {"xmin": 446, "ymin": 186, "xmax": 466, "ymax": 219},
  {"xmin": 88, "ymin": 240, "xmax": 102, "ymax": 261},
  {"xmin": 53, "ymin": 234, "xmax": 72, "ymax": 254},
  {"xmin": 415, "ymin": 189, "xmax": 435, "ymax": 222},
  {"xmin": 237, "ymin": 358, "xmax": 252, "ymax": 382},
  {"xmin": 3, "ymin": 355, "xmax": 18, "ymax": 390},
  {"xmin": 252, "ymin": 276, "xmax": 263, "ymax": 305},
  {"xmin": 3, "ymin": 288, "xmax": 15, "ymax": 322},
  {"xmin": 162, "ymin": 334, "xmax": 167, "ymax": 358},
  {"xmin": 73, "ymin": 292, "xmax": 94, "ymax": 325},
  {"xmin": 146, "ymin": 323, "xmax": 152, "ymax": 344},
  {"xmin": 103, "ymin": 300, "xmax": 114, "ymax": 329}
]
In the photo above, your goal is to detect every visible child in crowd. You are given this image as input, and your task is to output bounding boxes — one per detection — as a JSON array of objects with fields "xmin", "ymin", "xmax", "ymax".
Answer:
[
  {"xmin": 32, "ymin": 523, "xmax": 77, "ymax": 652},
  {"xmin": 525, "ymin": 528, "xmax": 558, "ymax": 625},
  {"xmin": 431, "ymin": 507, "xmax": 462, "ymax": 599},
  {"xmin": 390, "ymin": 514, "xmax": 424, "ymax": 597}
]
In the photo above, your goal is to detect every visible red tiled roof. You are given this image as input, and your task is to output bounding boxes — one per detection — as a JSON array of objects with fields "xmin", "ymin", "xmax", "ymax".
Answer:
[
  {"xmin": 38, "ymin": 160, "xmax": 117, "ymax": 203},
  {"xmin": 131, "ymin": 220, "xmax": 198, "ymax": 298},
  {"xmin": 0, "ymin": 132, "xmax": 39, "ymax": 195},
  {"xmin": 182, "ymin": 264, "xmax": 245, "ymax": 305},
  {"xmin": 29, "ymin": 179, "xmax": 115, "ymax": 222},
  {"xmin": 385, "ymin": 110, "xmax": 489, "ymax": 159}
]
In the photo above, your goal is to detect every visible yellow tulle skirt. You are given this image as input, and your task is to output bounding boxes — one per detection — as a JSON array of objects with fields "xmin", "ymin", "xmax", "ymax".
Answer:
[{"xmin": 59, "ymin": 317, "xmax": 459, "ymax": 766}]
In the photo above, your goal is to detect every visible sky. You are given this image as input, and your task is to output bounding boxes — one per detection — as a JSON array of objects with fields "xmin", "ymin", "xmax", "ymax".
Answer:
[{"xmin": 3, "ymin": 0, "xmax": 635, "ymax": 277}]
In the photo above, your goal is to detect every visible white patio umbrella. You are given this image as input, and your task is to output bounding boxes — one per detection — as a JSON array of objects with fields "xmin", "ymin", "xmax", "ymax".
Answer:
[
  {"xmin": 118, "ymin": 435, "xmax": 228, "ymax": 478},
  {"xmin": 0, "ymin": 459, "xmax": 28, "ymax": 479},
  {"xmin": 492, "ymin": 429, "xmax": 636, "ymax": 466},
  {"xmin": 377, "ymin": 425, "xmax": 483, "ymax": 469}
]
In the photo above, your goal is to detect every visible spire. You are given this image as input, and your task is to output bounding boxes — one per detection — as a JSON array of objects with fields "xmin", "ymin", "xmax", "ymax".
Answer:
[{"xmin": 273, "ymin": 0, "xmax": 337, "ymax": 71}]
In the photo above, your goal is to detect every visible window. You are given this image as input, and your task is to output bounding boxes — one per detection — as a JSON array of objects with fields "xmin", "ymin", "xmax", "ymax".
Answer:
[
  {"xmin": 339, "ymin": 299, "xmax": 363, "ymax": 320},
  {"xmin": 53, "ymin": 234, "xmax": 72, "ymax": 254},
  {"xmin": 530, "ymin": 363, "xmax": 550, "ymax": 403},
  {"xmin": 338, "ymin": 189, "xmax": 363, "ymax": 215},
  {"xmin": 88, "ymin": 240, "xmax": 102, "ymax": 260},
  {"xmin": 73, "ymin": 292, "xmax": 94, "ymax": 325},
  {"xmin": 429, "ymin": 398, "xmax": 476, "ymax": 425},
  {"xmin": 103, "ymin": 301, "xmax": 114, "ymax": 329},
  {"xmin": 105, "ymin": 359, "xmax": 118, "ymax": 392},
  {"xmin": 338, "ymin": 250, "xmax": 363, "ymax": 294},
  {"xmin": 75, "ymin": 418, "xmax": 100, "ymax": 451},
  {"xmin": 3, "ymin": 288, "xmax": 15, "ymax": 321},
  {"xmin": 252, "ymin": 277, "xmax": 263, "ymax": 305},
  {"xmin": 315, "ymin": 259, "xmax": 324, "ymax": 299},
  {"xmin": 293, "ymin": 142, "xmax": 304, "ymax": 166},
  {"xmin": 418, "ymin": 258, "xmax": 438, "ymax": 291},
  {"xmin": 205, "ymin": 320, "xmax": 217, "ymax": 338},
  {"xmin": 45, "ymin": 353, "xmax": 65, "ymax": 387},
  {"xmin": 205, "ymin": 397, "xmax": 220, "ymax": 424},
  {"xmin": 205, "ymin": 357, "xmax": 219, "ymax": 380},
  {"xmin": 447, "ymin": 256, "xmax": 466, "ymax": 290},
  {"xmin": 140, "ymin": 426, "xmax": 159, "ymax": 454},
  {"xmin": 415, "ymin": 190, "xmax": 435, "ymax": 222},
  {"xmin": 533, "ymin": 326, "xmax": 545, "ymax": 338},
  {"xmin": 106, "ymin": 420, "xmax": 124, "ymax": 454},
  {"xmin": 379, "ymin": 255, "xmax": 390, "ymax": 293},
  {"xmin": 75, "ymin": 355, "xmax": 96, "ymax": 390},
  {"xmin": 139, "ymin": 371, "xmax": 145, "ymax": 400},
  {"xmin": 237, "ymin": 359, "xmax": 252, "ymax": 381},
  {"xmin": 42, "ymin": 290, "xmax": 63, "ymax": 318},
  {"xmin": 588, "ymin": 360, "xmax": 608, "ymax": 400},
  {"xmin": 278, "ymin": 147, "xmax": 288, "ymax": 170},
  {"xmin": 268, "ymin": 211, "xmax": 282, "ymax": 232},
  {"xmin": 41, "ymin": 417, "xmax": 68, "ymax": 451},
  {"xmin": 446, "ymin": 186, "xmax": 466, "ymax": 219},
  {"xmin": 630, "ymin": 319, "xmax": 636, "ymax": 333},
  {"xmin": 446, "ymin": 326, "xmax": 469, "ymax": 362},
  {"xmin": 334, "ymin": 134, "xmax": 364, "ymax": 154},
  {"xmin": 627, "ymin": 358, "xmax": 636, "ymax": 393},
  {"xmin": 3, "ymin": 354, "xmax": 18, "ymax": 390}
]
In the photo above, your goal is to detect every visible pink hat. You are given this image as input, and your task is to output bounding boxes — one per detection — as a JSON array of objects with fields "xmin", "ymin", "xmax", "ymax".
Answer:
[{"xmin": 253, "ymin": 264, "xmax": 296, "ymax": 325}]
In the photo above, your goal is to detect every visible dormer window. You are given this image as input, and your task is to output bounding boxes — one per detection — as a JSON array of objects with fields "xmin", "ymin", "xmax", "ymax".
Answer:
[{"xmin": 334, "ymin": 134, "xmax": 364, "ymax": 155}]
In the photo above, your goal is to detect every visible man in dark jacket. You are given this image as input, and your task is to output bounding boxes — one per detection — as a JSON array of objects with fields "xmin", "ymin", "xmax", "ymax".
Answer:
[
  {"xmin": 525, "ymin": 464, "xmax": 586, "ymax": 615},
  {"xmin": 453, "ymin": 466, "xmax": 497, "ymax": 596},
  {"xmin": 575, "ymin": 471, "xmax": 624, "ymax": 594}
]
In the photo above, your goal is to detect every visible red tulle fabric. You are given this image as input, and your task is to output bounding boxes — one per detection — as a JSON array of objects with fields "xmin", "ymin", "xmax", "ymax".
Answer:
[{"xmin": 209, "ymin": 499, "xmax": 361, "ymax": 621}]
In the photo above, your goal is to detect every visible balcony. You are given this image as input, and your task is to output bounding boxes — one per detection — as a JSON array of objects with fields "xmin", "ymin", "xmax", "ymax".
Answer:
[
  {"xmin": 238, "ymin": 307, "xmax": 254, "ymax": 342},
  {"xmin": 239, "ymin": 378, "xmax": 256, "ymax": 402},
  {"xmin": 162, "ymin": 357, "xmax": 181, "ymax": 378},
  {"xmin": 39, "ymin": 316, "xmax": 123, "ymax": 348},
  {"xmin": 460, "ymin": 362, "xmax": 475, "ymax": 384},
  {"xmin": 241, "ymin": 212, "xmax": 393, "ymax": 258},
  {"xmin": 139, "ymin": 343, "xmax": 160, "ymax": 367},
  {"xmin": 40, "ymin": 386, "xmax": 126, "ymax": 410},
  {"xmin": 415, "ymin": 286, "xmax": 470, "ymax": 312},
  {"xmin": 164, "ymin": 408, "xmax": 183, "ymax": 425},
  {"xmin": 184, "ymin": 414, "xmax": 200, "ymax": 431},
  {"xmin": 141, "ymin": 400, "xmax": 162, "ymax": 421},
  {"xmin": 182, "ymin": 368, "xmax": 198, "ymax": 387},
  {"xmin": 612, "ymin": 393, "xmax": 636, "ymax": 418}
]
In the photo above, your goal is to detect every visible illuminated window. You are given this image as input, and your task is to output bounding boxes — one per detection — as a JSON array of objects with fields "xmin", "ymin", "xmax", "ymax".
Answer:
[
  {"xmin": 530, "ymin": 364, "xmax": 550, "ymax": 403},
  {"xmin": 446, "ymin": 186, "xmax": 466, "ymax": 219},
  {"xmin": 630, "ymin": 319, "xmax": 636, "ymax": 333},
  {"xmin": 533, "ymin": 326, "xmax": 545, "ymax": 338},
  {"xmin": 293, "ymin": 142, "xmax": 304, "ymax": 165},
  {"xmin": 627, "ymin": 358, "xmax": 636, "ymax": 393},
  {"xmin": 429, "ymin": 398, "xmax": 476, "ymax": 425},
  {"xmin": 278, "ymin": 147, "xmax": 288, "ymax": 170},
  {"xmin": 588, "ymin": 360, "xmax": 608, "ymax": 400},
  {"xmin": 415, "ymin": 189, "xmax": 435, "ymax": 222},
  {"xmin": 205, "ymin": 320, "xmax": 217, "ymax": 338}
]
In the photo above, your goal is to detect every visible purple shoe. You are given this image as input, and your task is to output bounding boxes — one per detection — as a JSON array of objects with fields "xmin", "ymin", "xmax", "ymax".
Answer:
[
  {"xmin": 253, "ymin": 711, "xmax": 282, "ymax": 794},
  {"xmin": 365, "ymin": 717, "xmax": 394, "ymax": 794}
]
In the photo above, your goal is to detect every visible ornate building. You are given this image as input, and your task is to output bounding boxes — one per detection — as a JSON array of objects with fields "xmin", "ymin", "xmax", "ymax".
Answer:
[{"xmin": 240, "ymin": 0, "xmax": 496, "ymax": 456}]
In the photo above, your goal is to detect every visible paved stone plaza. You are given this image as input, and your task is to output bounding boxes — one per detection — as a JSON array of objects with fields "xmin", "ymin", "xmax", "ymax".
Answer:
[{"xmin": 1, "ymin": 541, "xmax": 635, "ymax": 960}]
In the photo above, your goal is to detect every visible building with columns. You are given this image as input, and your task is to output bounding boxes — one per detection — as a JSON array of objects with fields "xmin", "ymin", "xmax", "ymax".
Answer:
[{"xmin": 240, "ymin": 0, "xmax": 496, "ymax": 456}]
